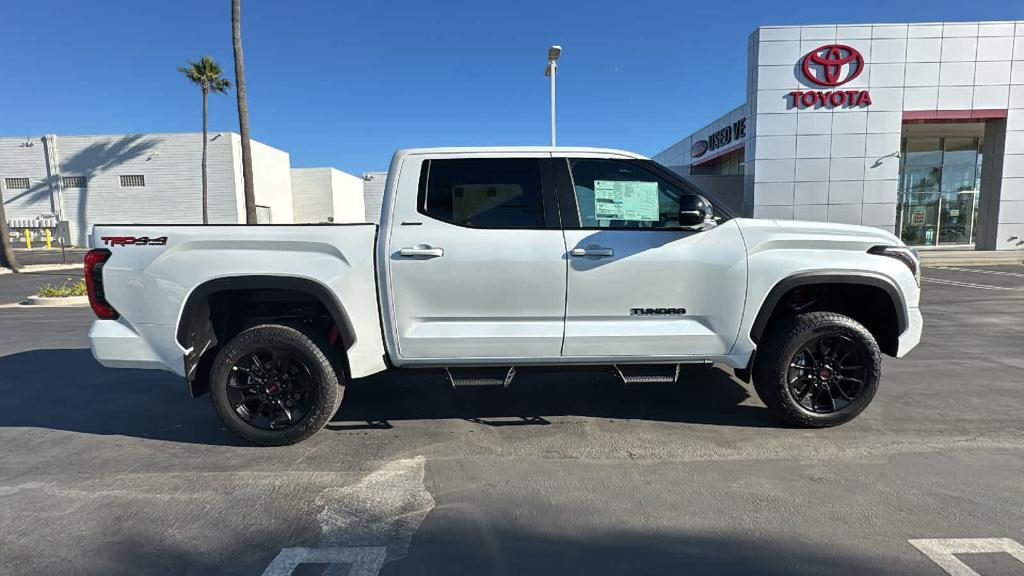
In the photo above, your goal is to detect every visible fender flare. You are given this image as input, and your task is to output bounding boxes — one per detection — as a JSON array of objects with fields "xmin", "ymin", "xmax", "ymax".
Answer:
[
  {"xmin": 176, "ymin": 275, "xmax": 357, "ymax": 396},
  {"xmin": 748, "ymin": 271, "xmax": 908, "ymax": 344}
]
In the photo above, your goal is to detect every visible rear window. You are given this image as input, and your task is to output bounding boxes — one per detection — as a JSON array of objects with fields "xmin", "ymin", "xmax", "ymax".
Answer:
[{"xmin": 418, "ymin": 158, "xmax": 546, "ymax": 229}]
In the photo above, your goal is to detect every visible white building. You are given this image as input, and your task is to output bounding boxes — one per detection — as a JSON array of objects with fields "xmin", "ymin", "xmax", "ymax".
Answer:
[
  {"xmin": 362, "ymin": 172, "xmax": 388, "ymax": 223},
  {"xmin": 290, "ymin": 167, "xmax": 365, "ymax": 223},
  {"xmin": 656, "ymin": 20, "xmax": 1024, "ymax": 251},
  {"xmin": 1, "ymin": 132, "xmax": 295, "ymax": 246}
]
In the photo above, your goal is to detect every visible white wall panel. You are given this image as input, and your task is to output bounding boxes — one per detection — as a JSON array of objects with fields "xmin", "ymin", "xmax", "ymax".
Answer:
[
  {"xmin": 907, "ymin": 38, "xmax": 942, "ymax": 62},
  {"xmin": 977, "ymin": 36, "xmax": 1014, "ymax": 60},
  {"xmin": 973, "ymin": 85, "xmax": 1009, "ymax": 108},
  {"xmin": 863, "ymin": 179, "xmax": 899, "ymax": 203},
  {"xmin": 827, "ymin": 203, "xmax": 862, "ymax": 224},
  {"xmin": 797, "ymin": 113, "xmax": 833, "ymax": 135},
  {"xmin": 870, "ymin": 63, "xmax": 906, "ymax": 87},
  {"xmin": 832, "ymin": 111, "xmax": 867, "ymax": 134},
  {"xmin": 871, "ymin": 39, "xmax": 908, "ymax": 63},
  {"xmin": 755, "ymin": 182, "xmax": 795, "ymax": 205},
  {"xmin": 905, "ymin": 62, "xmax": 940, "ymax": 86},
  {"xmin": 939, "ymin": 62, "xmax": 976, "ymax": 85},
  {"xmin": 940, "ymin": 37, "xmax": 978, "ymax": 62},
  {"xmin": 795, "ymin": 182, "xmax": 828, "ymax": 205},
  {"xmin": 830, "ymin": 134, "xmax": 867, "ymax": 158},
  {"xmin": 975, "ymin": 61, "xmax": 1012, "ymax": 85},
  {"xmin": 904, "ymin": 87, "xmax": 939, "ymax": 109},
  {"xmin": 796, "ymin": 135, "xmax": 831, "ymax": 158},
  {"xmin": 862, "ymin": 203, "xmax": 897, "ymax": 226},
  {"xmin": 937, "ymin": 86, "xmax": 973, "ymax": 108},
  {"xmin": 828, "ymin": 181, "xmax": 864, "ymax": 204},
  {"xmin": 794, "ymin": 204, "xmax": 828, "ymax": 221},
  {"xmin": 829, "ymin": 157, "xmax": 865, "ymax": 181}
]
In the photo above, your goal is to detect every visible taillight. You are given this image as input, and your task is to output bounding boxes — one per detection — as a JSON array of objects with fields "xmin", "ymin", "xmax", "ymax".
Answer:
[{"xmin": 84, "ymin": 249, "xmax": 119, "ymax": 319}]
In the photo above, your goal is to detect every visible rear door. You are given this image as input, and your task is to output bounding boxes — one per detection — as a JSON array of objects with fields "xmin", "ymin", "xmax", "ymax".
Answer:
[
  {"xmin": 385, "ymin": 154, "xmax": 567, "ymax": 362},
  {"xmin": 555, "ymin": 154, "xmax": 747, "ymax": 359}
]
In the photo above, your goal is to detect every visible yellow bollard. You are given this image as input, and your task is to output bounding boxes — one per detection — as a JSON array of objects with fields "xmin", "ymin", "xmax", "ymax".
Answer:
[
  {"xmin": 45, "ymin": 229, "xmax": 52, "ymax": 249},
  {"xmin": 23, "ymin": 229, "xmax": 31, "ymax": 250}
]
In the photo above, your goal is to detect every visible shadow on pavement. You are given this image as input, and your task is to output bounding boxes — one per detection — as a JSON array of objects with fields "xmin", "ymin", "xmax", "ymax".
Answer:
[
  {"xmin": 0, "ymin": 348, "xmax": 243, "ymax": 446},
  {"xmin": 331, "ymin": 364, "xmax": 780, "ymax": 430},
  {"xmin": 0, "ymin": 349, "xmax": 780, "ymax": 446},
  {"xmin": 381, "ymin": 527, "xmax": 902, "ymax": 575}
]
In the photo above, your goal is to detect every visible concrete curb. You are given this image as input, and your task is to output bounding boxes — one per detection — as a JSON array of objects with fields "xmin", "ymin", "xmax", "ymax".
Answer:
[
  {"xmin": 921, "ymin": 257, "xmax": 1024, "ymax": 267},
  {"xmin": 0, "ymin": 264, "xmax": 82, "ymax": 275},
  {"xmin": 22, "ymin": 295, "xmax": 89, "ymax": 307}
]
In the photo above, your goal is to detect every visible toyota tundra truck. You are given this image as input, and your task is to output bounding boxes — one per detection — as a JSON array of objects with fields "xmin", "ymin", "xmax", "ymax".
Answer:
[{"xmin": 86, "ymin": 147, "xmax": 922, "ymax": 445}]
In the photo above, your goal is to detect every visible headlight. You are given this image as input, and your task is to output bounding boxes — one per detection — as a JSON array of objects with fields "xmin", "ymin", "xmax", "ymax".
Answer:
[{"xmin": 868, "ymin": 245, "xmax": 920, "ymax": 286}]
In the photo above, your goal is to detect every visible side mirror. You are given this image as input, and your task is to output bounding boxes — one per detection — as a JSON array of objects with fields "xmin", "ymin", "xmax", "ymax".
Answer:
[{"xmin": 678, "ymin": 194, "xmax": 711, "ymax": 229}]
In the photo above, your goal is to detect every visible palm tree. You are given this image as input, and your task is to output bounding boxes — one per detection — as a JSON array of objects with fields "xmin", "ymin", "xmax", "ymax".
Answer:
[
  {"xmin": 0, "ymin": 177, "xmax": 20, "ymax": 272},
  {"xmin": 178, "ymin": 56, "xmax": 230, "ymax": 224},
  {"xmin": 231, "ymin": 0, "xmax": 257, "ymax": 224}
]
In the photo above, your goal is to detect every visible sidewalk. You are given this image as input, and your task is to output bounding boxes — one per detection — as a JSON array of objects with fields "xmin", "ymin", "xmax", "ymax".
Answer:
[{"xmin": 919, "ymin": 249, "xmax": 1024, "ymax": 267}]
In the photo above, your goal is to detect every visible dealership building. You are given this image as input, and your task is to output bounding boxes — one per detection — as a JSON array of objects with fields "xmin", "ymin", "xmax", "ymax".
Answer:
[{"xmin": 655, "ymin": 20, "xmax": 1024, "ymax": 250}]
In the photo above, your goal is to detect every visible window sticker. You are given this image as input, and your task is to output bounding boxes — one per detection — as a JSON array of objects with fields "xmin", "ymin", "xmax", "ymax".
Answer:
[{"xmin": 593, "ymin": 180, "xmax": 659, "ymax": 221}]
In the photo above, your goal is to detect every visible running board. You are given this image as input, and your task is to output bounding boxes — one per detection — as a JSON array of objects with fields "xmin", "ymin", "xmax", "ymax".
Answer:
[
  {"xmin": 445, "ymin": 367, "xmax": 516, "ymax": 388},
  {"xmin": 613, "ymin": 364, "xmax": 680, "ymax": 384}
]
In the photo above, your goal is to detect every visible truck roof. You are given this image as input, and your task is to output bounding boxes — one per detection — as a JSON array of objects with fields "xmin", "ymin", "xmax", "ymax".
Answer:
[{"xmin": 393, "ymin": 146, "xmax": 649, "ymax": 159}]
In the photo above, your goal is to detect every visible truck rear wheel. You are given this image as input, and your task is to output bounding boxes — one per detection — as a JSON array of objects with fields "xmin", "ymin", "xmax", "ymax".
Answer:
[
  {"xmin": 752, "ymin": 312, "xmax": 881, "ymax": 428},
  {"xmin": 210, "ymin": 324, "xmax": 343, "ymax": 446}
]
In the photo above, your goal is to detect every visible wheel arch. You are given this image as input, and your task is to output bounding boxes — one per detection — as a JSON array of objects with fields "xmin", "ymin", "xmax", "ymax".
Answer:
[
  {"xmin": 749, "ymin": 272, "xmax": 908, "ymax": 356},
  {"xmin": 177, "ymin": 275, "xmax": 356, "ymax": 397}
]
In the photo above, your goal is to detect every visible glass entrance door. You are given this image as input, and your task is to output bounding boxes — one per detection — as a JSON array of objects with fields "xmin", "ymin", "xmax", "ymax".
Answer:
[{"xmin": 897, "ymin": 135, "xmax": 983, "ymax": 247}]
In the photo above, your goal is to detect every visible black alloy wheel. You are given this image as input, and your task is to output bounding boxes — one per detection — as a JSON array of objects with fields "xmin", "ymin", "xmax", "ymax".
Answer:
[
  {"xmin": 752, "ymin": 311, "xmax": 882, "ymax": 428},
  {"xmin": 786, "ymin": 334, "xmax": 868, "ymax": 414},
  {"xmin": 210, "ymin": 324, "xmax": 343, "ymax": 446},
  {"xmin": 226, "ymin": 347, "xmax": 316, "ymax": 431}
]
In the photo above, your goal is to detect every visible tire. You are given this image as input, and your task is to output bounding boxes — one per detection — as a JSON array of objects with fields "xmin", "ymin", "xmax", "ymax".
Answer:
[
  {"xmin": 210, "ymin": 324, "xmax": 343, "ymax": 446},
  {"xmin": 752, "ymin": 312, "xmax": 881, "ymax": 428}
]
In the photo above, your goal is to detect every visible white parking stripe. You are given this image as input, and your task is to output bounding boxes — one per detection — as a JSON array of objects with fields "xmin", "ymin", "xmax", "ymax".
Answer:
[
  {"xmin": 935, "ymin": 266, "xmax": 1024, "ymax": 279},
  {"xmin": 922, "ymin": 277, "xmax": 1013, "ymax": 291},
  {"xmin": 909, "ymin": 538, "xmax": 1024, "ymax": 576},
  {"xmin": 261, "ymin": 546, "xmax": 387, "ymax": 576}
]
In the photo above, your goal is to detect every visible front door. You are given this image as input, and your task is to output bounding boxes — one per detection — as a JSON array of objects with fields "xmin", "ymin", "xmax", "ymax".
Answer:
[
  {"xmin": 386, "ymin": 154, "xmax": 567, "ymax": 362},
  {"xmin": 555, "ymin": 156, "xmax": 747, "ymax": 359}
]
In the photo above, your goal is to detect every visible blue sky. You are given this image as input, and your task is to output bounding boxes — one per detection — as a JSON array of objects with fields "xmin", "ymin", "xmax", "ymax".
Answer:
[{"xmin": 1, "ymin": 1, "xmax": 1020, "ymax": 173}]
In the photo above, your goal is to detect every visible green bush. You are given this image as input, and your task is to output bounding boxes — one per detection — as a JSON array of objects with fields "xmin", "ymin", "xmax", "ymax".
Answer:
[{"xmin": 37, "ymin": 277, "xmax": 88, "ymax": 298}]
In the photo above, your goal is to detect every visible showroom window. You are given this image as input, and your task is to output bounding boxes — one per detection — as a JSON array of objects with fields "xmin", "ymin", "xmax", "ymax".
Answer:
[
  {"xmin": 898, "ymin": 135, "xmax": 983, "ymax": 247},
  {"xmin": 418, "ymin": 158, "xmax": 546, "ymax": 229}
]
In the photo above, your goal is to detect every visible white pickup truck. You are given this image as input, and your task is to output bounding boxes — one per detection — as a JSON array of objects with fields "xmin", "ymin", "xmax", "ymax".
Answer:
[{"xmin": 87, "ymin": 147, "xmax": 922, "ymax": 445}]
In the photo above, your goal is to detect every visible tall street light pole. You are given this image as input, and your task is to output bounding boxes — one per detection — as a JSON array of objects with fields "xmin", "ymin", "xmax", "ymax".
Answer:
[{"xmin": 545, "ymin": 45, "xmax": 561, "ymax": 147}]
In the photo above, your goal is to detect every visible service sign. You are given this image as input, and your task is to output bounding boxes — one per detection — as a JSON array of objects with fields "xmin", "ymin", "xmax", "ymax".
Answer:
[{"xmin": 789, "ymin": 44, "xmax": 871, "ymax": 109}]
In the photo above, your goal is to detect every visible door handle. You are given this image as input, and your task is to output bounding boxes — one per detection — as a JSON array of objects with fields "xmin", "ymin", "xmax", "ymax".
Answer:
[
  {"xmin": 399, "ymin": 245, "xmax": 444, "ymax": 258},
  {"xmin": 570, "ymin": 247, "xmax": 614, "ymax": 258}
]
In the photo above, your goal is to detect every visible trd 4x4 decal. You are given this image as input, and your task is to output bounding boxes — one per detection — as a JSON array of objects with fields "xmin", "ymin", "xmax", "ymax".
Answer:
[{"xmin": 100, "ymin": 236, "xmax": 168, "ymax": 247}]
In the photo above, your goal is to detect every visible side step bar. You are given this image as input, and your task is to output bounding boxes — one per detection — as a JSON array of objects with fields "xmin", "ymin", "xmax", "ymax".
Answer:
[
  {"xmin": 613, "ymin": 364, "xmax": 680, "ymax": 384},
  {"xmin": 445, "ymin": 367, "xmax": 516, "ymax": 388}
]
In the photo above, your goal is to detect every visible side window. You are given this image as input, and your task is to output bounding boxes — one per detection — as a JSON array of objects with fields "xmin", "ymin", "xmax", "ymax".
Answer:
[
  {"xmin": 419, "ymin": 158, "xmax": 546, "ymax": 229},
  {"xmin": 567, "ymin": 158, "xmax": 693, "ymax": 229}
]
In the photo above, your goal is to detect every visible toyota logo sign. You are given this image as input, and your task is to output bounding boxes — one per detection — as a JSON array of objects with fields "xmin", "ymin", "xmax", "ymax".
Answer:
[
  {"xmin": 789, "ymin": 44, "xmax": 872, "ymax": 109},
  {"xmin": 690, "ymin": 140, "xmax": 708, "ymax": 158},
  {"xmin": 802, "ymin": 44, "xmax": 864, "ymax": 87}
]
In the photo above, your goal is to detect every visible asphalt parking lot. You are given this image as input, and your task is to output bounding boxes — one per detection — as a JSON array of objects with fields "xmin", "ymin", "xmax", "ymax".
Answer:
[{"xmin": 1, "ymin": 265, "xmax": 1023, "ymax": 575}]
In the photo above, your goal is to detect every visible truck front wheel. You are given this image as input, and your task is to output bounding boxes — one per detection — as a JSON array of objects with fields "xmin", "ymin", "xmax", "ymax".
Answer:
[
  {"xmin": 209, "ymin": 324, "xmax": 343, "ymax": 446},
  {"xmin": 752, "ymin": 312, "xmax": 881, "ymax": 428}
]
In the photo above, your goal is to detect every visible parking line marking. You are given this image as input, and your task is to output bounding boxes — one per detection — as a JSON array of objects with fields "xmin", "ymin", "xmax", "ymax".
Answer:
[
  {"xmin": 922, "ymin": 277, "xmax": 1013, "ymax": 291},
  {"xmin": 935, "ymin": 266, "xmax": 1024, "ymax": 279},
  {"xmin": 261, "ymin": 546, "xmax": 387, "ymax": 576},
  {"xmin": 909, "ymin": 538, "xmax": 1024, "ymax": 576}
]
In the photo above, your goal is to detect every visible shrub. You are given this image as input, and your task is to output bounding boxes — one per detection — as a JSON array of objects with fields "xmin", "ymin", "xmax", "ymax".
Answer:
[{"xmin": 37, "ymin": 277, "xmax": 88, "ymax": 298}]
